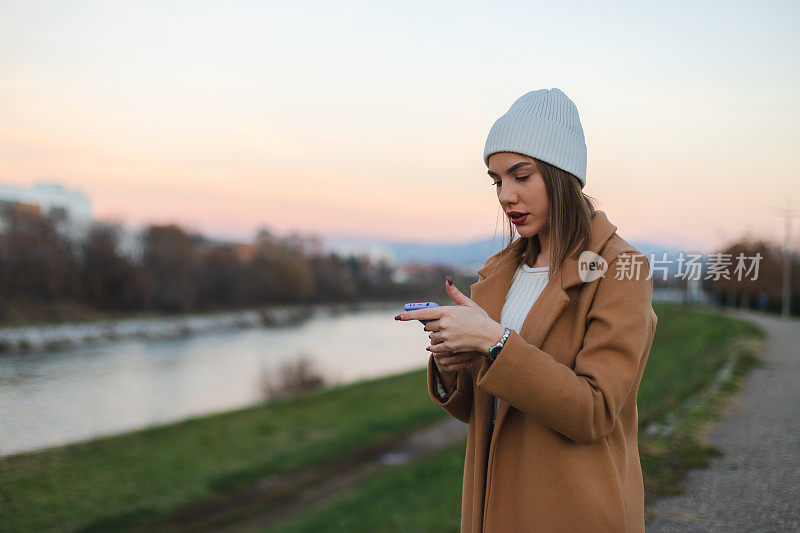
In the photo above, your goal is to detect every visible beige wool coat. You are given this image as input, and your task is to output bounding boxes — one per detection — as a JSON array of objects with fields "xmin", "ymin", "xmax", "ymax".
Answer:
[{"xmin": 427, "ymin": 210, "xmax": 658, "ymax": 532}]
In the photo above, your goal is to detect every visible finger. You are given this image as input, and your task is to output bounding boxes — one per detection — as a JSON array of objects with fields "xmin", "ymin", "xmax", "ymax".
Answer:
[
  {"xmin": 395, "ymin": 308, "xmax": 445, "ymax": 322},
  {"xmin": 423, "ymin": 322, "xmax": 442, "ymax": 332},
  {"xmin": 428, "ymin": 332, "xmax": 445, "ymax": 344},
  {"xmin": 446, "ymin": 276, "xmax": 479, "ymax": 308},
  {"xmin": 428, "ymin": 342, "xmax": 461, "ymax": 354}
]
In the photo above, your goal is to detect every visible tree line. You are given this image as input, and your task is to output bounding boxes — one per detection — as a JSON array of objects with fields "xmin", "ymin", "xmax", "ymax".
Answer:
[
  {"xmin": 0, "ymin": 209, "xmax": 450, "ymax": 323},
  {"xmin": 706, "ymin": 238, "xmax": 800, "ymax": 313},
  {"xmin": 1, "ymin": 206, "xmax": 797, "ymax": 323}
]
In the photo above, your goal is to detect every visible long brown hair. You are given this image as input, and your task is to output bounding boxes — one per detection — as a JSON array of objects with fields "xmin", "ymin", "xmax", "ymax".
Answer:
[{"xmin": 492, "ymin": 157, "xmax": 598, "ymax": 281}]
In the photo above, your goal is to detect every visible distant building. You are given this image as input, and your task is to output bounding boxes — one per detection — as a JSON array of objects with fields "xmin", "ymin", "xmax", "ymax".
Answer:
[
  {"xmin": 0, "ymin": 181, "xmax": 91, "ymax": 221},
  {"xmin": 116, "ymin": 224, "xmax": 146, "ymax": 264},
  {"xmin": 322, "ymin": 240, "xmax": 397, "ymax": 265},
  {"xmin": 0, "ymin": 180, "xmax": 93, "ymax": 240},
  {"xmin": 652, "ymin": 279, "xmax": 714, "ymax": 305}
]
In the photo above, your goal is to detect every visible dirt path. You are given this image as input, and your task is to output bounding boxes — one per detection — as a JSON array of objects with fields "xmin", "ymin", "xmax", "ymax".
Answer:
[
  {"xmin": 645, "ymin": 309, "xmax": 800, "ymax": 532},
  {"xmin": 142, "ymin": 417, "xmax": 467, "ymax": 532}
]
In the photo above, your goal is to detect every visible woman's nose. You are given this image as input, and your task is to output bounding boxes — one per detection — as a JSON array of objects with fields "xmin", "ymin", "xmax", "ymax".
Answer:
[{"xmin": 498, "ymin": 185, "xmax": 518, "ymax": 205}]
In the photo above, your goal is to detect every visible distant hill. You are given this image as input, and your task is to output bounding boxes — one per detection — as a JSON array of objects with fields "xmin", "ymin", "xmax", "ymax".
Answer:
[
  {"xmin": 322, "ymin": 234, "xmax": 504, "ymax": 274},
  {"xmin": 322, "ymin": 234, "xmax": 702, "ymax": 275}
]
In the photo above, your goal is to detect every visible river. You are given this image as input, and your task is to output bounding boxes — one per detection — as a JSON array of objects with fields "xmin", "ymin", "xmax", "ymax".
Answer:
[{"xmin": 0, "ymin": 302, "xmax": 433, "ymax": 457}]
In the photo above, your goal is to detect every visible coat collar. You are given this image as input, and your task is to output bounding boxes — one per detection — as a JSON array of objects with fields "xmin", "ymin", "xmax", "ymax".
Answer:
[{"xmin": 470, "ymin": 209, "xmax": 618, "ymax": 349}]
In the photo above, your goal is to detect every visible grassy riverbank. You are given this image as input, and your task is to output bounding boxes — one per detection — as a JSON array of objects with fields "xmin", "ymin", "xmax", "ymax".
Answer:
[
  {"xmin": 0, "ymin": 369, "xmax": 449, "ymax": 532},
  {"xmin": 268, "ymin": 304, "xmax": 766, "ymax": 531},
  {"xmin": 0, "ymin": 303, "xmax": 765, "ymax": 532}
]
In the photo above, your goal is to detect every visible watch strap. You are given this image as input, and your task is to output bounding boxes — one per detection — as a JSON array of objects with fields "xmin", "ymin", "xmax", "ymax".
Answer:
[{"xmin": 487, "ymin": 326, "xmax": 512, "ymax": 361}]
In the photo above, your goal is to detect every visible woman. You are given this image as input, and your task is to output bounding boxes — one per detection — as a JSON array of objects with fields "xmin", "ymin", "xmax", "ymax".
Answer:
[{"xmin": 396, "ymin": 88, "xmax": 657, "ymax": 532}]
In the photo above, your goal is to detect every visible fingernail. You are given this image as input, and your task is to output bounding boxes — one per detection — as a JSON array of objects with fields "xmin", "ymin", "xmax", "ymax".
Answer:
[
  {"xmin": 446, "ymin": 276, "xmax": 453, "ymax": 286},
  {"xmin": 394, "ymin": 314, "xmax": 402, "ymax": 320}
]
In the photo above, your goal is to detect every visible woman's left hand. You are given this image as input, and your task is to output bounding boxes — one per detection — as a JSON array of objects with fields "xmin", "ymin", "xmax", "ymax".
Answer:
[{"xmin": 396, "ymin": 277, "xmax": 506, "ymax": 355}]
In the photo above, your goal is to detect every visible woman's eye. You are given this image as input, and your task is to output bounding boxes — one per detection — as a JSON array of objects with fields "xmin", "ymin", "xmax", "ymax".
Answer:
[{"xmin": 492, "ymin": 175, "xmax": 530, "ymax": 187}]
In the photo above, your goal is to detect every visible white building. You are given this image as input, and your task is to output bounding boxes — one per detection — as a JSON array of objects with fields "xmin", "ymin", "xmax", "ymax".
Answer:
[
  {"xmin": 0, "ymin": 180, "xmax": 93, "ymax": 241},
  {"xmin": 322, "ymin": 238, "xmax": 398, "ymax": 266},
  {"xmin": 0, "ymin": 181, "xmax": 92, "ymax": 221}
]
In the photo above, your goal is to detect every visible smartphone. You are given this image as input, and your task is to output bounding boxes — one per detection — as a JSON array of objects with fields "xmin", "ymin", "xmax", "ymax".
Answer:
[{"xmin": 403, "ymin": 302, "xmax": 440, "ymax": 324}]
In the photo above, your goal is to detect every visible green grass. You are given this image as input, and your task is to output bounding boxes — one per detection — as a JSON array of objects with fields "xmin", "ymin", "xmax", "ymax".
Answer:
[
  {"xmin": 638, "ymin": 306, "xmax": 765, "ymax": 501},
  {"xmin": 269, "ymin": 441, "xmax": 467, "ymax": 533},
  {"xmin": 0, "ymin": 368, "xmax": 449, "ymax": 532},
  {"xmin": 0, "ymin": 302, "xmax": 766, "ymax": 532},
  {"xmin": 636, "ymin": 303, "xmax": 764, "ymax": 427}
]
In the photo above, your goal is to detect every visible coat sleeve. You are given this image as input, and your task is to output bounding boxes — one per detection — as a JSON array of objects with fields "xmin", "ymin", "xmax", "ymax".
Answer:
[
  {"xmin": 427, "ymin": 352, "xmax": 476, "ymax": 424},
  {"xmin": 475, "ymin": 252, "xmax": 657, "ymax": 445}
]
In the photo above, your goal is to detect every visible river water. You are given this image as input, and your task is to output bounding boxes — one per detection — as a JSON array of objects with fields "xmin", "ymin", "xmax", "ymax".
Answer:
[{"xmin": 0, "ymin": 302, "xmax": 434, "ymax": 457}]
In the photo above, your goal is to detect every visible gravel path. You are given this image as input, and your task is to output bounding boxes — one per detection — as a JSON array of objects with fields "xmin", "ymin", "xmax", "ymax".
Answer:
[{"xmin": 645, "ymin": 309, "xmax": 800, "ymax": 532}]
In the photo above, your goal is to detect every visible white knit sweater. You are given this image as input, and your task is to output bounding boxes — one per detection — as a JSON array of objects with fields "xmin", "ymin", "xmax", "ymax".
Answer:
[{"xmin": 435, "ymin": 263, "xmax": 550, "ymax": 411}]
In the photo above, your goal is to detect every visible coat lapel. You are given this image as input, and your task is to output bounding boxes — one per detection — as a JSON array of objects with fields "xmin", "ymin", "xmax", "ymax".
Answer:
[{"xmin": 469, "ymin": 210, "xmax": 618, "ymax": 437}]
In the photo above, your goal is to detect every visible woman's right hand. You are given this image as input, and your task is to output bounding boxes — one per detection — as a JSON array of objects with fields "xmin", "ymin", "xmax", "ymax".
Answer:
[
  {"xmin": 432, "ymin": 347, "xmax": 484, "ymax": 394},
  {"xmin": 433, "ymin": 351, "xmax": 483, "ymax": 374}
]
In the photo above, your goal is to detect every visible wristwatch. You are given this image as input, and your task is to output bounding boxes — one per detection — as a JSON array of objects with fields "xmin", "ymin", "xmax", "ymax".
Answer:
[{"xmin": 487, "ymin": 326, "xmax": 512, "ymax": 361}]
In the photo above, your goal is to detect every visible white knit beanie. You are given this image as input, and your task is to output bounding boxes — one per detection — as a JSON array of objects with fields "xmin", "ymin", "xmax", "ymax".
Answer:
[{"xmin": 483, "ymin": 88, "xmax": 587, "ymax": 188}]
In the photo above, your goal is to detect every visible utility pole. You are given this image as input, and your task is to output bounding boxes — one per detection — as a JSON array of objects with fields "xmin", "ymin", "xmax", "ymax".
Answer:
[{"xmin": 768, "ymin": 199, "xmax": 799, "ymax": 318}]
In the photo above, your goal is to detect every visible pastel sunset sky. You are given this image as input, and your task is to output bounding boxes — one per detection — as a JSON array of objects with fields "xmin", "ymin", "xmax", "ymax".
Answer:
[{"xmin": 1, "ymin": 0, "xmax": 798, "ymax": 252}]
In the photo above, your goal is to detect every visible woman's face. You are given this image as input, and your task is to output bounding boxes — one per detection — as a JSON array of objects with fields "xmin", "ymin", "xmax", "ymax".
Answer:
[{"xmin": 487, "ymin": 152, "xmax": 550, "ymax": 239}]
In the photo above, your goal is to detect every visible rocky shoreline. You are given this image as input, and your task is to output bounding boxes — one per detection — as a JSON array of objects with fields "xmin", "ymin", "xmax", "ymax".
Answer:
[{"xmin": 0, "ymin": 300, "xmax": 399, "ymax": 356}]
